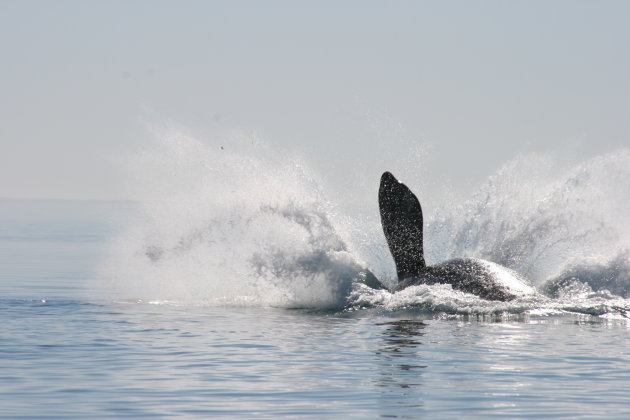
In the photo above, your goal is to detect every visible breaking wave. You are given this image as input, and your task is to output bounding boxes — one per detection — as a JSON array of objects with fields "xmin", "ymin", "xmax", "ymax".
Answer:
[{"xmin": 102, "ymin": 128, "xmax": 630, "ymax": 318}]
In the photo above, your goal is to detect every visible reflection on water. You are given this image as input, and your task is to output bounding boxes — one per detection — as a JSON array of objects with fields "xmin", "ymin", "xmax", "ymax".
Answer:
[{"xmin": 374, "ymin": 319, "xmax": 428, "ymax": 418}]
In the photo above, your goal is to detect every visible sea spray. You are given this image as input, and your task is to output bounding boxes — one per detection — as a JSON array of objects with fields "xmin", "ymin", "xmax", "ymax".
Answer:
[
  {"xmin": 103, "ymin": 127, "xmax": 630, "ymax": 314},
  {"xmin": 425, "ymin": 150, "xmax": 630, "ymax": 291},
  {"xmin": 103, "ymin": 129, "xmax": 376, "ymax": 308}
]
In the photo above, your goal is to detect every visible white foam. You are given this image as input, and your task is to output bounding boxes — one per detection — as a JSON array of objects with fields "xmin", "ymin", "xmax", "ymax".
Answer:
[
  {"xmin": 101, "ymin": 129, "xmax": 374, "ymax": 308},
  {"xmin": 101, "ymin": 128, "xmax": 630, "ymax": 315},
  {"xmin": 426, "ymin": 151, "xmax": 630, "ymax": 288}
]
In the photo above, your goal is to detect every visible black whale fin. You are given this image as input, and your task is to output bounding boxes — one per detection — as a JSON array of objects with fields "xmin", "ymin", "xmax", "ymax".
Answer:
[{"xmin": 379, "ymin": 172, "xmax": 425, "ymax": 281}]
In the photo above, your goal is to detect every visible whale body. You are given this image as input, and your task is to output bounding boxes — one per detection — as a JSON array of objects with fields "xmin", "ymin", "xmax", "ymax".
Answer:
[{"xmin": 378, "ymin": 171, "xmax": 536, "ymax": 301}]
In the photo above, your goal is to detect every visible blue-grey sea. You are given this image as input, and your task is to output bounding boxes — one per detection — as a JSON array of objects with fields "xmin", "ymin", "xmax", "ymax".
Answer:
[{"xmin": 2, "ymin": 149, "xmax": 630, "ymax": 419}]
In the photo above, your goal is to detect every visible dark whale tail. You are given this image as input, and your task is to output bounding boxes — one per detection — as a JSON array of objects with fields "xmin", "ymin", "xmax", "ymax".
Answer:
[{"xmin": 378, "ymin": 172, "xmax": 426, "ymax": 280}]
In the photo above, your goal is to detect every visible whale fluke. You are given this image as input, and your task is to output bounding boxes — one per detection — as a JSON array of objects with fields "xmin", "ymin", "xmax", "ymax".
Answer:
[
  {"xmin": 378, "ymin": 171, "xmax": 425, "ymax": 280},
  {"xmin": 378, "ymin": 171, "xmax": 536, "ymax": 301}
]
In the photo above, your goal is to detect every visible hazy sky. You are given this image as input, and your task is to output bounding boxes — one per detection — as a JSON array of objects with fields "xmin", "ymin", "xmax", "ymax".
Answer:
[{"xmin": 2, "ymin": 0, "xmax": 629, "ymax": 200}]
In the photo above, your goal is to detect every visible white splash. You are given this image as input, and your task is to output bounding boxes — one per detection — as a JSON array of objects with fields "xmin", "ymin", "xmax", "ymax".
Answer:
[
  {"xmin": 426, "ymin": 150, "xmax": 630, "ymax": 288},
  {"xmin": 102, "ymin": 126, "xmax": 630, "ymax": 316},
  {"xmin": 102, "ymin": 128, "xmax": 373, "ymax": 308}
]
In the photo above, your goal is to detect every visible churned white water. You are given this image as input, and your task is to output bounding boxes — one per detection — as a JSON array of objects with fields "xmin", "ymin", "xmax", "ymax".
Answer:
[{"xmin": 102, "ymin": 130, "xmax": 630, "ymax": 318}]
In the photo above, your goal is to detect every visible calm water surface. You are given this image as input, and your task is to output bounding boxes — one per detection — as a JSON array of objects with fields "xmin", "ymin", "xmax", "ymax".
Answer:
[{"xmin": 1, "ymin": 199, "xmax": 629, "ymax": 419}]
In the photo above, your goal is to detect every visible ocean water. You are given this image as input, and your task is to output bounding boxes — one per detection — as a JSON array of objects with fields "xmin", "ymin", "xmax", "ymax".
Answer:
[{"xmin": 2, "ymin": 136, "xmax": 630, "ymax": 418}]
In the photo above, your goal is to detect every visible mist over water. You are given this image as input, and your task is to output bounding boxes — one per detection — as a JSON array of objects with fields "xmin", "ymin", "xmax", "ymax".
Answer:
[{"xmin": 103, "ymin": 129, "xmax": 630, "ymax": 317}]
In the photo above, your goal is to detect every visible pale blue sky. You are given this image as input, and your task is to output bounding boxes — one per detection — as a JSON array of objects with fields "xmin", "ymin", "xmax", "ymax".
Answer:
[{"xmin": 2, "ymin": 0, "xmax": 629, "ymax": 200}]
